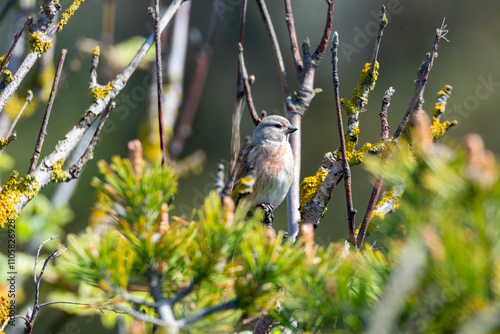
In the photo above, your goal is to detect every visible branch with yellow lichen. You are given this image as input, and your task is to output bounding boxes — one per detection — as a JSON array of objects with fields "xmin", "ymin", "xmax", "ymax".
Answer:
[
  {"xmin": 0, "ymin": 171, "xmax": 39, "ymax": 227},
  {"xmin": 4, "ymin": 1, "xmax": 186, "ymax": 222},
  {"xmin": 431, "ymin": 85, "xmax": 457, "ymax": 141},
  {"xmin": 300, "ymin": 152, "xmax": 343, "ymax": 229},
  {"xmin": 340, "ymin": 6, "xmax": 386, "ymax": 164},
  {"xmin": 0, "ymin": 0, "xmax": 63, "ymax": 113}
]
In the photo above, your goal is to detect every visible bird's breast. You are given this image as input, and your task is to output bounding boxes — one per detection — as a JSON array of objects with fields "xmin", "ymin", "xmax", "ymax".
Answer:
[{"xmin": 253, "ymin": 143, "xmax": 293, "ymax": 176}]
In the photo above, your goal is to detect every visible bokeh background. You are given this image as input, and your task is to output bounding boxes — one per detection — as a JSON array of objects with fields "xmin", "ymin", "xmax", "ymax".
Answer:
[{"xmin": 1, "ymin": 0, "xmax": 499, "ymax": 332}]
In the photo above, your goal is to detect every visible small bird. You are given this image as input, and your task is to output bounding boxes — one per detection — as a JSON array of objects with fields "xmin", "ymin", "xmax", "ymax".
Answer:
[{"xmin": 233, "ymin": 115, "xmax": 297, "ymax": 223}]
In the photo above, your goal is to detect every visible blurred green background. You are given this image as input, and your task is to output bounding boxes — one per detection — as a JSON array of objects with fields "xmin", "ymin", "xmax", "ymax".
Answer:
[{"xmin": 1, "ymin": 0, "xmax": 499, "ymax": 331}]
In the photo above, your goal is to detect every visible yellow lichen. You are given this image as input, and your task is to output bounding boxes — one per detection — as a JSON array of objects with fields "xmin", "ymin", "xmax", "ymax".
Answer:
[
  {"xmin": 0, "ymin": 136, "xmax": 12, "ymax": 150},
  {"xmin": 346, "ymin": 61, "xmax": 379, "ymax": 112},
  {"xmin": 300, "ymin": 167, "xmax": 329, "ymax": 211},
  {"xmin": 28, "ymin": 31, "xmax": 52, "ymax": 57},
  {"xmin": 0, "ymin": 296, "xmax": 9, "ymax": 326},
  {"xmin": 337, "ymin": 141, "xmax": 382, "ymax": 166},
  {"xmin": 92, "ymin": 46, "xmax": 100, "ymax": 57},
  {"xmin": 1, "ymin": 70, "xmax": 13, "ymax": 84},
  {"xmin": 340, "ymin": 98, "xmax": 356, "ymax": 116},
  {"xmin": 58, "ymin": 0, "xmax": 86, "ymax": 32},
  {"xmin": 433, "ymin": 84, "xmax": 453, "ymax": 117},
  {"xmin": 0, "ymin": 54, "xmax": 7, "ymax": 67},
  {"xmin": 0, "ymin": 171, "xmax": 39, "ymax": 227},
  {"xmin": 381, "ymin": 13, "xmax": 388, "ymax": 27},
  {"xmin": 51, "ymin": 159, "xmax": 67, "ymax": 182},
  {"xmin": 431, "ymin": 118, "xmax": 458, "ymax": 142},
  {"xmin": 90, "ymin": 81, "xmax": 114, "ymax": 100}
]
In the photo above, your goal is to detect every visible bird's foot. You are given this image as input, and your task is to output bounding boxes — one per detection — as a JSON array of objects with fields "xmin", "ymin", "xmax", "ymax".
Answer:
[{"xmin": 258, "ymin": 203, "xmax": 274, "ymax": 226}]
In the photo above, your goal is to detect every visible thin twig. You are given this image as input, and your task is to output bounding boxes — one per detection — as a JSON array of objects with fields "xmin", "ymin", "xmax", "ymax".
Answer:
[
  {"xmin": 166, "ymin": 281, "xmax": 195, "ymax": 307},
  {"xmin": 28, "ymin": 49, "xmax": 67, "ymax": 175},
  {"xmin": 151, "ymin": 0, "xmax": 167, "ymax": 167},
  {"xmin": 283, "ymin": 0, "xmax": 303, "ymax": 74},
  {"xmin": 25, "ymin": 236, "xmax": 60, "ymax": 334},
  {"xmin": 238, "ymin": 44, "xmax": 260, "ymax": 126},
  {"xmin": 169, "ymin": 0, "xmax": 220, "ymax": 160},
  {"xmin": 176, "ymin": 299, "xmax": 239, "ymax": 327},
  {"xmin": 332, "ymin": 32, "xmax": 356, "ymax": 244},
  {"xmin": 356, "ymin": 88, "xmax": 395, "ymax": 249},
  {"xmin": 392, "ymin": 19, "xmax": 448, "ymax": 140},
  {"xmin": 311, "ymin": 0, "xmax": 335, "ymax": 65},
  {"xmin": 379, "ymin": 88, "xmax": 394, "ymax": 141},
  {"xmin": 7, "ymin": 90, "xmax": 33, "ymax": 137},
  {"xmin": 67, "ymin": 99, "xmax": 115, "ymax": 180},
  {"xmin": 255, "ymin": 0, "xmax": 290, "ymax": 98},
  {"xmin": 369, "ymin": 5, "xmax": 387, "ymax": 75},
  {"xmin": 38, "ymin": 301, "xmax": 168, "ymax": 326},
  {"xmin": 0, "ymin": 17, "xmax": 31, "ymax": 75},
  {"xmin": 231, "ymin": 0, "xmax": 250, "ymax": 176}
]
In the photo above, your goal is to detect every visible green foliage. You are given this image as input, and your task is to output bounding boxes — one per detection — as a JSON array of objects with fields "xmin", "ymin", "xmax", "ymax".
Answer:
[
  {"xmin": 362, "ymin": 140, "xmax": 500, "ymax": 333},
  {"xmin": 57, "ymin": 136, "xmax": 500, "ymax": 333},
  {"xmin": 60, "ymin": 156, "xmax": 305, "ymax": 332}
]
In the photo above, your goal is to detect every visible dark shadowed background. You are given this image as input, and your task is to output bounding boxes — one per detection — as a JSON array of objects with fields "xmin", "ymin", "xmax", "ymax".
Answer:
[{"xmin": 1, "ymin": 0, "xmax": 499, "ymax": 332}]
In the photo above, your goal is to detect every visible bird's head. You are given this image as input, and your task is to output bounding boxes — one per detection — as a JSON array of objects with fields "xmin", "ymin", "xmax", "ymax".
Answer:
[{"xmin": 252, "ymin": 115, "xmax": 298, "ymax": 144}]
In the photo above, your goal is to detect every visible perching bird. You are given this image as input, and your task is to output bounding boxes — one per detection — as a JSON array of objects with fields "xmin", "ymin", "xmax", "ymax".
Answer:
[{"xmin": 233, "ymin": 115, "xmax": 297, "ymax": 223}]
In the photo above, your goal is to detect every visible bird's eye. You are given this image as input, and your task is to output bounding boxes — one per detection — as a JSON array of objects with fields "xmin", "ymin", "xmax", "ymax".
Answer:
[{"xmin": 274, "ymin": 124, "xmax": 282, "ymax": 128}]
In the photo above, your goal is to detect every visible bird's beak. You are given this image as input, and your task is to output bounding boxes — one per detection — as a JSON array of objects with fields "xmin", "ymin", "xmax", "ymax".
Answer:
[{"xmin": 286, "ymin": 125, "xmax": 298, "ymax": 134}]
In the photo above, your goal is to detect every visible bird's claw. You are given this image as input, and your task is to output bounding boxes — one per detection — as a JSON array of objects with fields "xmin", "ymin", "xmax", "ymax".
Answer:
[{"xmin": 259, "ymin": 203, "xmax": 274, "ymax": 226}]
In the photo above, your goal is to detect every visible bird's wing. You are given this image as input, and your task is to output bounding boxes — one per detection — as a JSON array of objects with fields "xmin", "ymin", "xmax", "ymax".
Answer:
[{"xmin": 232, "ymin": 142, "xmax": 253, "ymax": 188}]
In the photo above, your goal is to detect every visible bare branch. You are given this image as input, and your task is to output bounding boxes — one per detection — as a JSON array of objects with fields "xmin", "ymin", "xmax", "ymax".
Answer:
[
  {"xmin": 332, "ymin": 32, "xmax": 356, "ymax": 244},
  {"xmin": 150, "ymin": 0, "xmax": 167, "ymax": 167},
  {"xmin": 255, "ymin": 0, "xmax": 290, "ymax": 98},
  {"xmin": 176, "ymin": 299, "xmax": 239, "ymax": 327},
  {"xmin": 7, "ymin": 90, "xmax": 33, "ymax": 137},
  {"xmin": 356, "ymin": 88, "xmax": 394, "ymax": 248},
  {"xmin": 24, "ymin": 236, "xmax": 61, "ymax": 334},
  {"xmin": 28, "ymin": 48, "xmax": 67, "ymax": 175},
  {"xmin": 283, "ymin": 0, "xmax": 303, "ymax": 74},
  {"xmin": 0, "ymin": 17, "xmax": 31, "ymax": 74},
  {"xmin": 238, "ymin": 44, "xmax": 260, "ymax": 126},
  {"xmin": 369, "ymin": 6, "xmax": 387, "ymax": 75},
  {"xmin": 311, "ymin": 0, "xmax": 335, "ymax": 64},
  {"xmin": 393, "ymin": 20, "xmax": 447, "ymax": 140},
  {"xmin": 67, "ymin": 99, "xmax": 116, "ymax": 180},
  {"xmin": 380, "ymin": 88, "xmax": 394, "ymax": 141}
]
